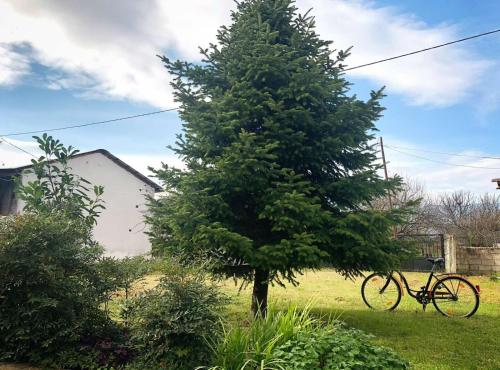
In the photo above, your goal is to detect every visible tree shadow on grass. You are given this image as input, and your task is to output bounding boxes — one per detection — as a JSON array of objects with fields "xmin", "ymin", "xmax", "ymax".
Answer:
[{"xmin": 309, "ymin": 307, "xmax": 500, "ymax": 370}]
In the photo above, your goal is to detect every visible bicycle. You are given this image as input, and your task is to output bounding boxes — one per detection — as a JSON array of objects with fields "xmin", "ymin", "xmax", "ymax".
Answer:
[{"xmin": 361, "ymin": 257, "xmax": 480, "ymax": 318}]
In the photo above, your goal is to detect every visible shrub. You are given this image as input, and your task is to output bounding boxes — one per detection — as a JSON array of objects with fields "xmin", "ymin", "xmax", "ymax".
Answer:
[
  {"xmin": 272, "ymin": 326, "xmax": 409, "ymax": 370},
  {"xmin": 0, "ymin": 214, "xmax": 118, "ymax": 367},
  {"xmin": 127, "ymin": 259, "xmax": 228, "ymax": 370},
  {"xmin": 97, "ymin": 255, "xmax": 152, "ymax": 321},
  {"xmin": 15, "ymin": 133, "xmax": 105, "ymax": 228},
  {"xmin": 115, "ymin": 255, "xmax": 152, "ymax": 300},
  {"xmin": 204, "ymin": 305, "xmax": 409, "ymax": 370}
]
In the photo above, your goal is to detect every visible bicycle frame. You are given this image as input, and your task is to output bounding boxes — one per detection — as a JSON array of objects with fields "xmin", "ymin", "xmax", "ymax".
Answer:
[
  {"xmin": 381, "ymin": 263, "xmax": 457, "ymax": 301},
  {"xmin": 363, "ymin": 263, "xmax": 481, "ymax": 317}
]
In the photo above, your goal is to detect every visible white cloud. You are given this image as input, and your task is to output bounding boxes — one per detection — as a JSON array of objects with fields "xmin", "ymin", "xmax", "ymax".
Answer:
[
  {"xmin": 0, "ymin": 0, "xmax": 192, "ymax": 107},
  {"xmin": 0, "ymin": 44, "xmax": 30, "ymax": 85},
  {"xmin": 474, "ymin": 63, "xmax": 500, "ymax": 122},
  {"xmin": 1, "ymin": 1, "xmax": 497, "ymax": 193},
  {"xmin": 302, "ymin": 0, "xmax": 492, "ymax": 107},
  {"xmin": 381, "ymin": 137, "xmax": 500, "ymax": 194},
  {"xmin": 0, "ymin": 0, "xmax": 492, "ymax": 108},
  {"xmin": 118, "ymin": 152, "xmax": 186, "ymax": 181}
]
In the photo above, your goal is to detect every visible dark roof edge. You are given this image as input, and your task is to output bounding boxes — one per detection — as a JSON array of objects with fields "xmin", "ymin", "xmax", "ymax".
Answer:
[{"xmin": 0, "ymin": 149, "xmax": 163, "ymax": 192}]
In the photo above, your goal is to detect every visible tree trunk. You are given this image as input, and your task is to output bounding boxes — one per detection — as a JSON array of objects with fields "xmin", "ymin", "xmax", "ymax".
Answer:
[{"xmin": 251, "ymin": 268, "xmax": 270, "ymax": 318}]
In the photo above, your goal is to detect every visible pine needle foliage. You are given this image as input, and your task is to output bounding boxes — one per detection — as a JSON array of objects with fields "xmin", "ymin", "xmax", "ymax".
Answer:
[{"xmin": 149, "ymin": 0, "xmax": 408, "ymax": 315}]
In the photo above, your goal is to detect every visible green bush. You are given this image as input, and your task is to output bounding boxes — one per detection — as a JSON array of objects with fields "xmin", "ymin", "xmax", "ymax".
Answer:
[
  {"xmin": 0, "ymin": 214, "xmax": 119, "ymax": 367},
  {"xmin": 204, "ymin": 305, "xmax": 409, "ymax": 370},
  {"xmin": 115, "ymin": 255, "xmax": 152, "ymax": 300},
  {"xmin": 273, "ymin": 326, "xmax": 409, "ymax": 370},
  {"xmin": 97, "ymin": 255, "xmax": 152, "ymax": 322},
  {"xmin": 127, "ymin": 259, "xmax": 228, "ymax": 370},
  {"xmin": 15, "ymin": 133, "xmax": 105, "ymax": 228}
]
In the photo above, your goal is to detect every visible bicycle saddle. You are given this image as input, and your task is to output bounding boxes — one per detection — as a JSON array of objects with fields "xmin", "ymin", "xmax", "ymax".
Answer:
[{"xmin": 426, "ymin": 257, "xmax": 444, "ymax": 264}]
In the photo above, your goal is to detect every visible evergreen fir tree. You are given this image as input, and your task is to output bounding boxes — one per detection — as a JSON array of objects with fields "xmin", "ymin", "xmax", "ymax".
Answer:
[{"xmin": 149, "ymin": 0, "xmax": 409, "ymax": 316}]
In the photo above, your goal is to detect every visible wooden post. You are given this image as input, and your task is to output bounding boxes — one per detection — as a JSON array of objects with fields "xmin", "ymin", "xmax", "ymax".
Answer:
[
  {"xmin": 444, "ymin": 234, "xmax": 457, "ymax": 273},
  {"xmin": 380, "ymin": 137, "xmax": 396, "ymax": 238},
  {"xmin": 379, "ymin": 137, "xmax": 393, "ymax": 209}
]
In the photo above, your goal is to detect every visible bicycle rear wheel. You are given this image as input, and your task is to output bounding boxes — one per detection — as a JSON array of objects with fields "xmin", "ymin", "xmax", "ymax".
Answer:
[
  {"xmin": 432, "ymin": 276, "xmax": 479, "ymax": 318},
  {"xmin": 361, "ymin": 273, "xmax": 402, "ymax": 311}
]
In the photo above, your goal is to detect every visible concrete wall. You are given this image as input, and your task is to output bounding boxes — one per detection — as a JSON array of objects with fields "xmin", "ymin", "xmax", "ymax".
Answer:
[
  {"xmin": 456, "ymin": 246, "xmax": 500, "ymax": 274},
  {"xmin": 17, "ymin": 152, "xmax": 156, "ymax": 257}
]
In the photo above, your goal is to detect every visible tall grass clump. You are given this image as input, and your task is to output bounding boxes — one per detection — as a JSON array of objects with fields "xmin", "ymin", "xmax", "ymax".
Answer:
[
  {"xmin": 203, "ymin": 304, "xmax": 409, "ymax": 370},
  {"xmin": 204, "ymin": 305, "xmax": 325, "ymax": 369}
]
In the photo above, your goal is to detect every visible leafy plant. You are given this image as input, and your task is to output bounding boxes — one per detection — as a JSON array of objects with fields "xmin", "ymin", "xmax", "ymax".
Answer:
[
  {"xmin": 272, "ymin": 327, "xmax": 409, "ymax": 370},
  {"xmin": 117, "ymin": 255, "xmax": 152, "ymax": 300},
  {"xmin": 0, "ymin": 214, "xmax": 118, "ymax": 367},
  {"xmin": 203, "ymin": 305, "xmax": 409, "ymax": 370},
  {"xmin": 96, "ymin": 256, "xmax": 152, "ymax": 320},
  {"xmin": 16, "ymin": 133, "xmax": 105, "ymax": 228},
  {"xmin": 127, "ymin": 258, "xmax": 229, "ymax": 370}
]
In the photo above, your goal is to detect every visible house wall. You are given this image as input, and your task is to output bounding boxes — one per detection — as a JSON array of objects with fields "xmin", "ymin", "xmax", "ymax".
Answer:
[{"xmin": 17, "ymin": 152, "xmax": 155, "ymax": 257}]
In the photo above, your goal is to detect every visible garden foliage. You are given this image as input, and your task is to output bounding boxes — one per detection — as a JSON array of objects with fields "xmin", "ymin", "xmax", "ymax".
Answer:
[
  {"xmin": 272, "ymin": 327, "xmax": 409, "ymax": 370},
  {"xmin": 98, "ymin": 255, "xmax": 152, "ymax": 318},
  {"xmin": 16, "ymin": 133, "xmax": 105, "ymax": 228},
  {"xmin": 127, "ymin": 259, "xmax": 229, "ymax": 370},
  {"xmin": 149, "ymin": 0, "xmax": 411, "ymax": 315},
  {"xmin": 204, "ymin": 305, "xmax": 409, "ymax": 370},
  {"xmin": 0, "ymin": 136, "xmax": 133, "ymax": 368},
  {"xmin": 115, "ymin": 255, "xmax": 152, "ymax": 300},
  {"xmin": 0, "ymin": 214, "xmax": 117, "ymax": 366}
]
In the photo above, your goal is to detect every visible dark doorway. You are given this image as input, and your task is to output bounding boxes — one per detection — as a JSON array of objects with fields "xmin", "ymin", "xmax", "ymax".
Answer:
[{"xmin": 0, "ymin": 175, "xmax": 17, "ymax": 215}]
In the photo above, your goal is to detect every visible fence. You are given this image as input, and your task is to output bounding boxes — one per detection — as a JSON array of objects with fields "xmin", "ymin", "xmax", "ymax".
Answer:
[
  {"xmin": 399, "ymin": 234, "xmax": 445, "ymax": 272},
  {"xmin": 440, "ymin": 235, "xmax": 499, "ymax": 274},
  {"xmin": 400, "ymin": 234, "xmax": 500, "ymax": 274}
]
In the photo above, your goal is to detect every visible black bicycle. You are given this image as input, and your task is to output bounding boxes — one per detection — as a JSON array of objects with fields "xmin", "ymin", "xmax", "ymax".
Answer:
[{"xmin": 361, "ymin": 258, "xmax": 480, "ymax": 318}]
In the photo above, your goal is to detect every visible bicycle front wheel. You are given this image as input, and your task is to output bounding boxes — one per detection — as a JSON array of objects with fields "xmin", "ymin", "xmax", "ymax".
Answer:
[
  {"xmin": 432, "ymin": 276, "xmax": 479, "ymax": 318},
  {"xmin": 361, "ymin": 273, "xmax": 402, "ymax": 311}
]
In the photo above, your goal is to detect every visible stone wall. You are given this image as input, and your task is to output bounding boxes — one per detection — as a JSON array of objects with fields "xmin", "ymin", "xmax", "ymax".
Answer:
[{"xmin": 456, "ymin": 246, "xmax": 500, "ymax": 274}]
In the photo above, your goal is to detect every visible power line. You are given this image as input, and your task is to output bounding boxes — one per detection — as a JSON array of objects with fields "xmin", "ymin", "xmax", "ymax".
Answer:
[
  {"xmin": 1, "ymin": 28, "xmax": 499, "ymax": 137},
  {"xmin": 385, "ymin": 146, "xmax": 500, "ymax": 170},
  {"xmin": 344, "ymin": 28, "xmax": 500, "ymax": 71},
  {"xmin": 0, "ymin": 137, "xmax": 36, "ymax": 158},
  {"xmin": 384, "ymin": 144, "xmax": 500, "ymax": 161},
  {"xmin": 0, "ymin": 108, "xmax": 178, "ymax": 137}
]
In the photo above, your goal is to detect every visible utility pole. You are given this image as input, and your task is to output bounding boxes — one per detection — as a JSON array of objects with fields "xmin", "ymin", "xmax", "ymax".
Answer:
[
  {"xmin": 379, "ymin": 137, "xmax": 393, "ymax": 209},
  {"xmin": 380, "ymin": 137, "xmax": 397, "ymax": 238}
]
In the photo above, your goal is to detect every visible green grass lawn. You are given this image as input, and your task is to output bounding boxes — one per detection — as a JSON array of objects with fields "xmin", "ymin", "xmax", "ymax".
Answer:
[
  {"xmin": 220, "ymin": 270, "xmax": 500, "ymax": 370},
  {"xmin": 3, "ymin": 270, "xmax": 497, "ymax": 370}
]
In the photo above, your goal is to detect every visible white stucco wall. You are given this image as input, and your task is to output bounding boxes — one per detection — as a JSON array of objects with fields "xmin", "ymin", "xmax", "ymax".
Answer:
[{"xmin": 17, "ymin": 152, "xmax": 156, "ymax": 257}]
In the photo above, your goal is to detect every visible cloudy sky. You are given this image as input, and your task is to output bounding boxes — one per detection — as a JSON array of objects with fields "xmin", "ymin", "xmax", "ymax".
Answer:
[{"xmin": 1, "ymin": 0, "xmax": 500, "ymax": 194}]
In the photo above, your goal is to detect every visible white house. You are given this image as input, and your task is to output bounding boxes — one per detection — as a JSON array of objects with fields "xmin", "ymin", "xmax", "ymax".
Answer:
[{"xmin": 0, "ymin": 149, "xmax": 162, "ymax": 257}]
